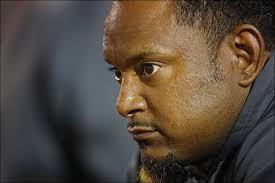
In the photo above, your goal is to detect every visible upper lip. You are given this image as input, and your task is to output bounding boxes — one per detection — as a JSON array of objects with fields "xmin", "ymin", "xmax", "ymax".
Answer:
[{"xmin": 127, "ymin": 126, "xmax": 156, "ymax": 135}]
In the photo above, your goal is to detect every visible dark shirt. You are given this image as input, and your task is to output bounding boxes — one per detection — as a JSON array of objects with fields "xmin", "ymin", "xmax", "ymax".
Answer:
[{"xmin": 210, "ymin": 53, "xmax": 275, "ymax": 183}]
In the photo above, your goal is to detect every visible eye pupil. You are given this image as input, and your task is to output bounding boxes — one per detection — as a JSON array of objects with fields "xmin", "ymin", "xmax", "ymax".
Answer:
[
  {"xmin": 144, "ymin": 64, "xmax": 154, "ymax": 74},
  {"xmin": 115, "ymin": 70, "xmax": 121, "ymax": 78}
]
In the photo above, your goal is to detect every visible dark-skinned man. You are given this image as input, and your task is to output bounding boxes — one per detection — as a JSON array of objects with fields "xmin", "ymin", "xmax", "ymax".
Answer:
[{"xmin": 103, "ymin": 1, "xmax": 274, "ymax": 182}]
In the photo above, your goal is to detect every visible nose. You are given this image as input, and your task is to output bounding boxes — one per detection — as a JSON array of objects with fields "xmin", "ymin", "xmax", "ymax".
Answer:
[{"xmin": 115, "ymin": 78, "xmax": 147, "ymax": 118}]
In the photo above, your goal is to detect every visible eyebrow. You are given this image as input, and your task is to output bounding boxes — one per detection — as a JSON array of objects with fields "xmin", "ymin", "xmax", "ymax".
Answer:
[
  {"xmin": 125, "ymin": 51, "xmax": 155, "ymax": 64},
  {"xmin": 116, "ymin": 51, "xmax": 161, "ymax": 69},
  {"xmin": 106, "ymin": 50, "xmax": 173, "ymax": 68},
  {"xmin": 105, "ymin": 52, "xmax": 153, "ymax": 66}
]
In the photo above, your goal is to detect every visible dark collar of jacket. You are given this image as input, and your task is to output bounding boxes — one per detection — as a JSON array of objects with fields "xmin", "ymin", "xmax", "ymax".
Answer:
[{"xmin": 209, "ymin": 53, "xmax": 274, "ymax": 183}]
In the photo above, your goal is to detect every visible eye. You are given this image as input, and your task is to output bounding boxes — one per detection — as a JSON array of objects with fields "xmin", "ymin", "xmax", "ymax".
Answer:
[
  {"xmin": 141, "ymin": 63, "xmax": 160, "ymax": 77},
  {"xmin": 109, "ymin": 67, "xmax": 122, "ymax": 82}
]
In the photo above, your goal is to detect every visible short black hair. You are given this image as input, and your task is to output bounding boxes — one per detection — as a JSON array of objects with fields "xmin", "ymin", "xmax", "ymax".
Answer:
[{"xmin": 173, "ymin": 0, "xmax": 275, "ymax": 54}]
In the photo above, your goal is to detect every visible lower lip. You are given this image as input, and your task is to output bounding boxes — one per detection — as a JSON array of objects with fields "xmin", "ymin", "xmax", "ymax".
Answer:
[{"xmin": 133, "ymin": 131, "xmax": 158, "ymax": 141}]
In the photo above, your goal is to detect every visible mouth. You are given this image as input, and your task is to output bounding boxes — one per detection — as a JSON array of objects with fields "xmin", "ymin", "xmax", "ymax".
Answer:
[{"xmin": 128, "ymin": 125, "xmax": 158, "ymax": 141}]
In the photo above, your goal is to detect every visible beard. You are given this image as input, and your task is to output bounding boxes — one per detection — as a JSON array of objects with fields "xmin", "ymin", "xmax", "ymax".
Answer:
[
  {"xmin": 139, "ymin": 152, "xmax": 188, "ymax": 183},
  {"xmin": 139, "ymin": 152, "xmax": 210, "ymax": 183}
]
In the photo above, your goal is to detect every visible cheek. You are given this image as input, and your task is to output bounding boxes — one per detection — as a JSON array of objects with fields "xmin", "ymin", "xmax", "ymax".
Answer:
[
  {"xmin": 148, "ymin": 74, "xmax": 196, "ymax": 133},
  {"xmin": 147, "ymin": 66, "xmax": 240, "ymax": 159},
  {"xmin": 151, "ymin": 64, "xmax": 207, "ymax": 124}
]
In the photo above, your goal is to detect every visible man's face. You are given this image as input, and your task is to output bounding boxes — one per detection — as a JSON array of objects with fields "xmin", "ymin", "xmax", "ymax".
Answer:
[{"xmin": 104, "ymin": 1, "xmax": 246, "ymax": 164}]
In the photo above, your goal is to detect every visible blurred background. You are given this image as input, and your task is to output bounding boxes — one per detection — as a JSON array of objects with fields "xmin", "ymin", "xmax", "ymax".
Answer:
[{"xmin": 1, "ymin": 1, "xmax": 137, "ymax": 182}]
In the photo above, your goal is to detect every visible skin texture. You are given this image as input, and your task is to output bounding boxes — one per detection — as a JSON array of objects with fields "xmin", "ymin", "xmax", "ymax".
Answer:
[{"xmin": 103, "ymin": 1, "xmax": 270, "ymax": 182}]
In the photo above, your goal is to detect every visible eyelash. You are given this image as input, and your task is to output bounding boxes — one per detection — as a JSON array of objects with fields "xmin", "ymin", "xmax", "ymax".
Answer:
[
  {"xmin": 108, "ymin": 63, "xmax": 161, "ymax": 83},
  {"xmin": 139, "ymin": 63, "xmax": 161, "ymax": 77},
  {"xmin": 109, "ymin": 67, "xmax": 122, "ymax": 82}
]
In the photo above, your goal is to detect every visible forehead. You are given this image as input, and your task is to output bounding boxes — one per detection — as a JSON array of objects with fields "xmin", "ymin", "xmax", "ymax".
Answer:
[
  {"xmin": 105, "ymin": 1, "xmax": 174, "ymax": 33},
  {"xmin": 103, "ymin": 1, "xmax": 204, "ymax": 66}
]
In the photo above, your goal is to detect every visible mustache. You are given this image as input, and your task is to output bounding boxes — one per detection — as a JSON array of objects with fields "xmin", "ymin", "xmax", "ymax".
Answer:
[{"xmin": 127, "ymin": 121, "xmax": 162, "ymax": 132}]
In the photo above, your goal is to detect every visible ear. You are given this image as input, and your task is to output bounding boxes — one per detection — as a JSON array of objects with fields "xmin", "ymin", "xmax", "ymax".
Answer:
[{"xmin": 232, "ymin": 24, "xmax": 267, "ymax": 87}]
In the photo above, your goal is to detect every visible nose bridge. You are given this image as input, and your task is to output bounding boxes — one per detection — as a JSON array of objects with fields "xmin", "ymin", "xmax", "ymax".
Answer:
[{"xmin": 116, "ymin": 75, "xmax": 146, "ymax": 118}]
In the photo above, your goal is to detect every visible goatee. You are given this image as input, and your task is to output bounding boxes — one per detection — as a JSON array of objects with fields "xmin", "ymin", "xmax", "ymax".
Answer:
[{"xmin": 139, "ymin": 152, "xmax": 188, "ymax": 183}]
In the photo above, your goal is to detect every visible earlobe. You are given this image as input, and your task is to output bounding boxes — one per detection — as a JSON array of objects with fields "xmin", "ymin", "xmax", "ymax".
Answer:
[{"xmin": 232, "ymin": 24, "xmax": 266, "ymax": 87}]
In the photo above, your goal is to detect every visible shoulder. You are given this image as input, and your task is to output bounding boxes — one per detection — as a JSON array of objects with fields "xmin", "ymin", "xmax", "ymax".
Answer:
[{"xmin": 232, "ymin": 114, "xmax": 275, "ymax": 183}]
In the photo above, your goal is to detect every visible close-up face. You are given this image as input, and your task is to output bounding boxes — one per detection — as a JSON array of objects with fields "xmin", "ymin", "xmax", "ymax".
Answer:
[{"xmin": 103, "ymin": 0, "xmax": 249, "ymax": 165}]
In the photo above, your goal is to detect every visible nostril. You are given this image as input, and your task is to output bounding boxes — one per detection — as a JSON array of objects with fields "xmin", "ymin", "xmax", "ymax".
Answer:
[{"xmin": 127, "ymin": 109, "xmax": 142, "ymax": 116}]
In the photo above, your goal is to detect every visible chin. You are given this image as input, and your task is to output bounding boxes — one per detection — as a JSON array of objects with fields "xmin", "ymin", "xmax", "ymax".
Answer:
[
  {"xmin": 139, "ymin": 151, "xmax": 189, "ymax": 183},
  {"xmin": 139, "ymin": 142, "xmax": 171, "ymax": 160},
  {"xmin": 139, "ymin": 166, "xmax": 156, "ymax": 183}
]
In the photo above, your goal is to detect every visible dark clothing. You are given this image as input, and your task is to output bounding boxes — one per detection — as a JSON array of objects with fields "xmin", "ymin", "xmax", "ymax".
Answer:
[
  {"xmin": 128, "ymin": 53, "xmax": 275, "ymax": 183},
  {"xmin": 210, "ymin": 53, "xmax": 275, "ymax": 182}
]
